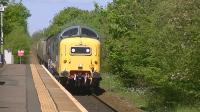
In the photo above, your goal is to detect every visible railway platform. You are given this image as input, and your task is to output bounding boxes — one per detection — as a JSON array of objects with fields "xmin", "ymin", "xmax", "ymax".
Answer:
[{"xmin": 0, "ymin": 64, "xmax": 87, "ymax": 112}]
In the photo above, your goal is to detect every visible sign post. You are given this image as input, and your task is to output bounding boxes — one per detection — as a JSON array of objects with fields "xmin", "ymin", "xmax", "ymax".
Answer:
[
  {"xmin": 18, "ymin": 50, "xmax": 24, "ymax": 64},
  {"xmin": 0, "ymin": 4, "xmax": 4, "ymax": 65}
]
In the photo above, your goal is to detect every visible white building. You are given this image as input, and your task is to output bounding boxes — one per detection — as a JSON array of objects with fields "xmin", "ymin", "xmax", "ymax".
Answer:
[{"xmin": 4, "ymin": 49, "xmax": 14, "ymax": 64}]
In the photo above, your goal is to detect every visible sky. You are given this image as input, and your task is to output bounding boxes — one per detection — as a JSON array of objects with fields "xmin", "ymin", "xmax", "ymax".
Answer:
[{"xmin": 22, "ymin": 0, "xmax": 113, "ymax": 35}]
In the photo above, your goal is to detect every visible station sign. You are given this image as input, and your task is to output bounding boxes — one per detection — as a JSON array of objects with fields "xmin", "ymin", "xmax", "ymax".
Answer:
[{"xmin": 18, "ymin": 50, "xmax": 24, "ymax": 57}]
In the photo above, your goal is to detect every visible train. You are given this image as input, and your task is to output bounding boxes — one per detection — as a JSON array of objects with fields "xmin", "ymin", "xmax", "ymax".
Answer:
[{"xmin": 36, "ymin": 26, "xmax": 101, "ymax": 89}]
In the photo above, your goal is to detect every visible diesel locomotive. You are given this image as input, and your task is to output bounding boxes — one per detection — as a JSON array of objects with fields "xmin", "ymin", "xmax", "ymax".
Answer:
[{"xmin": 37, "ymin": 26, "xmax": 101, "ymax": 88}]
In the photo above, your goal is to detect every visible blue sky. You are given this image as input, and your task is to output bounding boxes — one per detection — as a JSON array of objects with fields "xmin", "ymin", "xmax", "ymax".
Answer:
[{"xmin": 22, "ymin": 0, "xmax": 112, "ymax": 35}]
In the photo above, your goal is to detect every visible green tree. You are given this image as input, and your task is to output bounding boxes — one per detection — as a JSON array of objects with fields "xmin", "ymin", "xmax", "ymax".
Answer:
[
  {"xmin": 106, "ymin": 0, "xmax": 200, "ymax": 110},
  {"xmin": 3, "ymin": 3, "xmax": 31, "ymax": 63},
  {"xmin": 4, "ymin": 3, "xmax": 30, "ymax": 35},
  {"xmin": 0, "ymin": 0, "xmax": 9, "ymax": 6}
]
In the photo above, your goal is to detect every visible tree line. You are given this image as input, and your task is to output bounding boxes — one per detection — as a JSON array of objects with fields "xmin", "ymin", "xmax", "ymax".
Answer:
[
  {"xmin": 32, "ymin": 0, "xmax": 200, "ymax": 111},
  {"xmin": 1, "ymin": 1, "xmax": 30, "ymax": 63}
]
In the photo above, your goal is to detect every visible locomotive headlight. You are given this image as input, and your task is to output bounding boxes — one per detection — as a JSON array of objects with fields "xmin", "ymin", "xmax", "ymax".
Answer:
[
  {"xmin": 71, "ymin": 48, "xmax": 75, "ymax": 53},
  {"xmin": 86, "ymin": 48, "xmax": 90, "ymax": 53}
]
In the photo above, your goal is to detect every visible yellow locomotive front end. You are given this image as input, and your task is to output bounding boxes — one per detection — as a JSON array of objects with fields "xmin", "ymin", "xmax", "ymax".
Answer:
[{"xmin": 57, "ymin": 26, "xmax": 101, "ymax": 88}]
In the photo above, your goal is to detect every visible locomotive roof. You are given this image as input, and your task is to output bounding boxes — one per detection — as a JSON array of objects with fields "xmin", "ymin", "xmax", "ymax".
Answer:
[
  {"xmin": 45, "ymin": 33, "xmax": 60, "ymax": 41},
  {"xmin": 44, "ymin": 26, "xmax": 100, "ymax": 41},
  {"xmin": 59, "ymin": 26, "xmax": 100, "ymax": 40}
]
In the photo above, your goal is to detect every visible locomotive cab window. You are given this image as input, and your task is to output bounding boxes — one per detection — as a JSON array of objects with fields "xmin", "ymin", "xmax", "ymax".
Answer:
[
  {"xmin": 62, "ymin": 28, "xmax": 78, "ymax": 37},
  {"xmin": 71, "ymin": 47, "xmax": 91, "ymax": 55},
  {"xmin": 81, "ymin": 28, "xmax": 98, "ymax": 38}
]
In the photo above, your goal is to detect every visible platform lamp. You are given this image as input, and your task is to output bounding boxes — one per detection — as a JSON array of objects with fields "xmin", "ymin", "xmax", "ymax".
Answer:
[{"xmin": 0, "ymin": 4, "xmax": 4, "ymax": 65}]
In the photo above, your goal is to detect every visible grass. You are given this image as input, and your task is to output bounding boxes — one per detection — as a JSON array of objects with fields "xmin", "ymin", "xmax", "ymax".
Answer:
[
  {"xmin": 100, "ymin": 73, "xmax": 200, "ymax": 112},
  {"xmin": 100, "ymin": 73, "xmax": 147, "ymax": 109},
  {"xmin": 14, "ymin": 55, "xmax": 29, "ymax": 64},
  {"xmin": 175, "ymin": 105, "xmax": 200, "ymax": 112}
]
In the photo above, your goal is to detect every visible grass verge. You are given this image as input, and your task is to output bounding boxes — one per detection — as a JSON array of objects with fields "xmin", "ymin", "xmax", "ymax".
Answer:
[
  {"xmin": 100, "ymin": 73, "xmax": 147, "ymax": 109},
  {"xmin": 100, "ymin": 73, "xmax": 200, "ymax": 112}
]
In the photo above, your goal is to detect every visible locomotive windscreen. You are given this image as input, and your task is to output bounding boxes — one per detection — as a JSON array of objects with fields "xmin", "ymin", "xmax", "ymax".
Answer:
[
  {"xmin": 62, "ymin": 28, "xmax": 78, "ymax": 37},
  {"xmin": 71, "ymin": 47, "xmax": 91, "ymax": 55},
  {"xmin": 61, "ymin": 26, "xmax": 99, "ymax": 40},
  {"xmin": 81, "ymin": 28, "xmax": 98, "ymax": 38}
]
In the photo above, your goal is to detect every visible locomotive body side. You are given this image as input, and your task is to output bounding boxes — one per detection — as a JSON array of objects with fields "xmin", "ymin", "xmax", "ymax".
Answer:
[
  {"xmin": 37, "ymin": 39, "xmax": 47, "ymax": 64},
  {"xmin": 46, "ymin": 35, "xmax": 59, "ymax": 70}
]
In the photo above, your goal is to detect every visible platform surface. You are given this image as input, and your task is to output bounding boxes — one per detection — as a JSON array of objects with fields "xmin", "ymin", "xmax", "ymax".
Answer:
[
  {"xmin": 0, "ymin": 64, "xmax": 87, "ymax": 112},
  {"xmin": 0, "ymin": 64, "xmax": 41, "ymax": 112},
  {"xmin": 34, "ymin": 64, "xmax": 84, "ymax": 112}
]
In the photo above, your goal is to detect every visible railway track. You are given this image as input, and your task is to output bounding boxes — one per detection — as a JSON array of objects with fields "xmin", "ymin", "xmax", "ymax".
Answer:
[
  {"xmin": 74, "ymin": 94, "xmax": 118, "ymax": 112},
  {"xmin": 59, "ymin": 78, "xmax": 119, "ymax": 112}
]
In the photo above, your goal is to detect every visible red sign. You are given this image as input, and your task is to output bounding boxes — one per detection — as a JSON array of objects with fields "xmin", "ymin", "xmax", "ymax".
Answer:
[{"xmin": 18, "ymin": 50, "xmax": 24, "ymax": 57}]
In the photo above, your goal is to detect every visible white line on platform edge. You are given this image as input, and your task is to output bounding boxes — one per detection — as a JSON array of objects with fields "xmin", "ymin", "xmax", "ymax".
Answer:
[{"xmin": 42, "ymin": 65, "xmax": 88, "ymax": 112}]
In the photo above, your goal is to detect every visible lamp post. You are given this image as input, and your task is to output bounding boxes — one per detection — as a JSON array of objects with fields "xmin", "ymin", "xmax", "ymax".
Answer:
[{"xmin": 0, "ymin": 4, "xmax": 4, "ymax": 64}]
